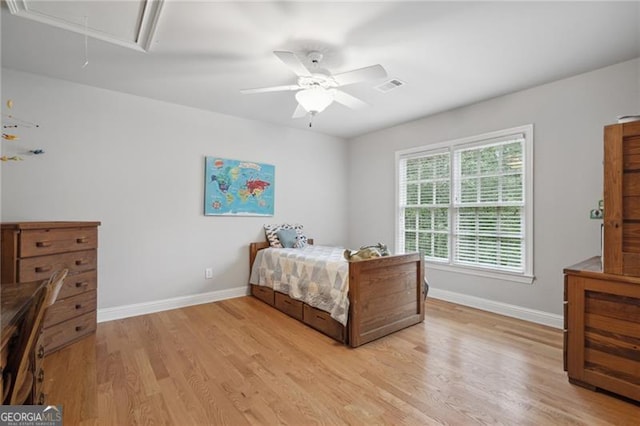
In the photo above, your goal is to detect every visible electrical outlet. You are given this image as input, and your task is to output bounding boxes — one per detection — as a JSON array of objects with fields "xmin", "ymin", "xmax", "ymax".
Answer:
[{"xmin": 205, "ymin": 268, "xmax": 213, "ymax": 279}]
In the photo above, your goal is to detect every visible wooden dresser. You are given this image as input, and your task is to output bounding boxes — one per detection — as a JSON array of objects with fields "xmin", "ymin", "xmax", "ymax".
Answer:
[
  {"xmin": 563, "ymin": 122, "xmax": 640, "ymax": 402},
  {"xmin": 1, "ymin": 221, "xmax": 100, "ymax": 354},
  {"xmin": 564, "ymin": 257, "xmax": 640, "ymax": 401}
]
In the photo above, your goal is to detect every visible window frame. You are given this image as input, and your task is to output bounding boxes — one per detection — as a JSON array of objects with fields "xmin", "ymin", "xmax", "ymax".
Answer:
[{"xmin": 395, "ymin": 124, "xmax": 534, "ymax": 284}]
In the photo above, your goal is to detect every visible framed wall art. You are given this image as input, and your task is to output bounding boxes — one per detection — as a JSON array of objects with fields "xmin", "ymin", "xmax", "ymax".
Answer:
[{"xmin": 204, "ymin": 157, "xmax": 275, "ymax": 216}]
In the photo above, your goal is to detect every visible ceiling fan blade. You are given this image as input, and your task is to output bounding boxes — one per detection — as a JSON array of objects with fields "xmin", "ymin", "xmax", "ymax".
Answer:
[
  {"xmin": 333, "ymin": 90, "xmax": 369, "ymax": 109},
  {"xmin": 274, "ymin": 51, "xmax": 312, "ymax": 77},
  {"xmin": 240, "ymin": 85, "xmax": 300, "ymax": 95},
  {"xmin": 333, "ymin": 64, "xmax": 387, "ymax": 87},
  {"xmin": 292, "ymin": 104, "xmax": 307, "ymax": 118}
]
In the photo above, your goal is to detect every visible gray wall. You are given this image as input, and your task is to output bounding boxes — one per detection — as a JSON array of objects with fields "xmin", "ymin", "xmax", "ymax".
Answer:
[
  {"xmin": 3, "ymin": 59, "xmax": 639, "ymax": 319},
  {"xmin": 1, "ymin": 68, "xmax": 349, "ymax": 310},
  {"xmin": 347, "ymin": 58, "xmax": 640, "ymax": 316}
]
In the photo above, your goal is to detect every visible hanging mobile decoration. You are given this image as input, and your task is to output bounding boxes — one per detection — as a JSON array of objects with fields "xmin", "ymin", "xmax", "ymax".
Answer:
[
  {"xmin": 2, "ymin": 133, "xmax": 19, "ymax": 140},
  {"xmin": 1, "ymin": 156, "xmax": 23, "ymax": 162},
  {"xmin": 2, "ymin": 99, "xmax": 19, "ymax": 140},
  {"xmin": 2, "ymin": 99, "xmax": 42, "ymax": 160},
  {"xmin": 3, "ymin": 99, "xmax": 39, "ymax": 130}
]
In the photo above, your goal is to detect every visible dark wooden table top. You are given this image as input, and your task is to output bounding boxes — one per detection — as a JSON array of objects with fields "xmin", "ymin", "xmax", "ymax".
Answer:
[
  {"xmin": 1, "ymin": 280, "xmax": 45, "ymax": 343},
  {"xmin": 564, "ymin": 256, "xmax": 640, "ymax": 285}
]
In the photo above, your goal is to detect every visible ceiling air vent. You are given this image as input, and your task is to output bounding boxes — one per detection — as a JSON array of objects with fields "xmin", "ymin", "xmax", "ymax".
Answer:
[{"xmin": 375, "ymin": 79, "xmax": 405, "ymax": 93}]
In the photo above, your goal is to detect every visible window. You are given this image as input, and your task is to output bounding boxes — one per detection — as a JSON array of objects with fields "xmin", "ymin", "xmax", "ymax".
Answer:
[{"xmin": 397, "ymin": 125, "xmax": 533, "ymax": 282}]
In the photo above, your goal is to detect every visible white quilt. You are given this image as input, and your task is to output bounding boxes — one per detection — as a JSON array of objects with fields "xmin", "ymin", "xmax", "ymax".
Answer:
[{"xmin": 249, "ymin": 245, "xmax": 350, "ymax": 326}]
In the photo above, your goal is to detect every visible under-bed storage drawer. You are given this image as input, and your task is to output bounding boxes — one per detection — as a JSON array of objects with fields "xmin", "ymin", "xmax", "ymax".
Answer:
[
  {"xmin": 251, "ymin": 285, "xmax": 274, "ymax": 306},
  {"xmin": 303, "ymin": 305, "xmax": 345, "ymax": 343},
  {"xmin": 275, "ymin": 292, "xmax": 303, "ymax": 321}
]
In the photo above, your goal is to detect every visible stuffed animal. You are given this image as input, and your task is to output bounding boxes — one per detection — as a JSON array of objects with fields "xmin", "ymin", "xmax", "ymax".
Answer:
[
  {"xmin": 344, "ymin": 242, "xmax": 391, "ymax": 262},
  {"xmin": 344, "ymin": 247, "xmax": 382, "ymax": 262},
  {"xmin": 359, "ymin": 242, "xmax": 390, "ymax": 256}
]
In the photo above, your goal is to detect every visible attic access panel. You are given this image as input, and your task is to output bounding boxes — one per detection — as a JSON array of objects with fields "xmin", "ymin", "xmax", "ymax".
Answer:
[{"xmin": 6, "ymin": 0, "xmax": 163, "ymax": 51}]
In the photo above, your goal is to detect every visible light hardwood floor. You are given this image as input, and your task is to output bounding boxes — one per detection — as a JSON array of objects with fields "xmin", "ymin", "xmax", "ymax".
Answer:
[{"xmin": 43, "ymin": 297, "xmax": 639, "ymax": 425}]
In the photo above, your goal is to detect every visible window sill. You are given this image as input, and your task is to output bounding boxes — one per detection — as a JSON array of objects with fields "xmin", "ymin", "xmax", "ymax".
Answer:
[{"xmin": 425, "ymin": 261, "xmax": 535, "ymax": 284}]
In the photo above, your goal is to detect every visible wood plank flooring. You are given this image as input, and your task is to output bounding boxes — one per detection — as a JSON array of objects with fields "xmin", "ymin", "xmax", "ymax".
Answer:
[{"xmin": 43, "ymin": 297, "xmax": 640, "ymax": 425}]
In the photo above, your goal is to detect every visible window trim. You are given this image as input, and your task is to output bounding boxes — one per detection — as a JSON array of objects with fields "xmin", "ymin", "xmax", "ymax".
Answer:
[{"xmin": 395, "ymin": 124, "xmax": 534, "ymax": 284}]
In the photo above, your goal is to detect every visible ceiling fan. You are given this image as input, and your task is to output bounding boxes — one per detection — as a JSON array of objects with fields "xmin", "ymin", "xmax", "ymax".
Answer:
[{"xmin": 240, "ymin": 51, "xmax": 387, "ymax": 125}]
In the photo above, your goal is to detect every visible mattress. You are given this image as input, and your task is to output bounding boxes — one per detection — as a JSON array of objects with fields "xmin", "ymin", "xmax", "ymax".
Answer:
[{"xmin": 249, "ymin": 245, "xmax": 349, "ymax": 326}]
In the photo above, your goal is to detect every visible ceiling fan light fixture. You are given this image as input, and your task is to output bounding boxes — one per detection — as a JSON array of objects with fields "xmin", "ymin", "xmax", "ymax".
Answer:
[{"xmin": 295, "ymin": 86, "xmax": 333, "ymax": 113}]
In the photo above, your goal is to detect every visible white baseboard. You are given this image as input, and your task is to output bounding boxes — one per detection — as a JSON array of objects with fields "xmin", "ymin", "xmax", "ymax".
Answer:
[
  {"xmin": 97, "ymin": 285, "xmax": 562, "ymax": 329},
  {"xmin": 97, "ymin": 285, "xmax": 249, "ymax": 323},
  {"xmin": 428, "ymin": 287, "xmax": 563, "ymax": 329}
]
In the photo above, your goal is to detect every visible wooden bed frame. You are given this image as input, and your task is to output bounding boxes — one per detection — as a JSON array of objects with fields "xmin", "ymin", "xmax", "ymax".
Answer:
[{"xmin": 249, "ymin": 240, "xmax": 425, "ymax": 347}]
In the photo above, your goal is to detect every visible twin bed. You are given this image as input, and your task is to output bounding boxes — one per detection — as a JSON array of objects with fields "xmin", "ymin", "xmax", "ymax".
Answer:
[{"xmin": 249, "ymin": 239, "xmax": 426, "ymax": 347}]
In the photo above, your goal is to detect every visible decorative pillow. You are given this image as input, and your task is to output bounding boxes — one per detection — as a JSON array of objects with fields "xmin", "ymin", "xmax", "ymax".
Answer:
[
  {"xmin": 264, "ymin": 224, "xmax": 283, "ymax": 248},
  {"xmin": 264, "ymin": 223, "xmax": 308, "ymax": 248},
  {"xmin": 277, "ymin": 228, "xmax": 298, "ymax": 248}
]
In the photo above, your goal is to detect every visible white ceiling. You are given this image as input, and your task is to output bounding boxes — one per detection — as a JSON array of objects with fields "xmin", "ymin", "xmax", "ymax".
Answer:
[{"xmin": 2, "ymin": 1, "xmax": 639, "ymax": 138}]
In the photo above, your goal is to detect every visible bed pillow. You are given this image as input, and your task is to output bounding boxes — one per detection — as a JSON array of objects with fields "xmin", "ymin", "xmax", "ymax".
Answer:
[
  {"xmin": 264, "ymin": 223, "xmax": 308, "ymax": 248},
  {"xmin": 277, "ymin": 228, "xmax": 298, "ymax": 248}
]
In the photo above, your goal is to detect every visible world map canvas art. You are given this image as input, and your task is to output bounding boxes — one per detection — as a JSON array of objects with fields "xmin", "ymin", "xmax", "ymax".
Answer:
[{"xmin": 204, "ymin": 157, "xmax": 275, "ymax": 216}]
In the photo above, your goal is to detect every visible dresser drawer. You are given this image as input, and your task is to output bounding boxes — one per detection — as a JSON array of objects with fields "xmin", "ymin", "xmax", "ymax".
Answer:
[
  {"xmin": 19, "ymin": 227, "xmax": 98, "ymax": 258},
  {"xmin": 44, "ymin": 290, "xmax": 96, "ymax": 328},
  {"xmin": 44, "ymin": 311, "xmax": 97, "ymax": 354},
  {"xmin": 18, "ymin": 250, "xmax": 97, "ymax": 282},
  {"xmin": 275, "ymin": 292, "xmax": 303, "ymax": 320},
  {"xmin": 58, "ymin": 270, "xmax": 97, "ymax": 300}
]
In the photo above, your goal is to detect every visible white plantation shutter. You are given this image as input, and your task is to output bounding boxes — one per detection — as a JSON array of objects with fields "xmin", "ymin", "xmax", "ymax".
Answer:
[
  {"xmin": 398, "ymin": 150, "xmax": 450, "ymax": 261},
  {"xmin": 397, "ymin": 125, "xmax": 533, "ymax": 281},
  {"xmin": 453, "ymin": 135, "xmax": 525, "ymax": 272}
]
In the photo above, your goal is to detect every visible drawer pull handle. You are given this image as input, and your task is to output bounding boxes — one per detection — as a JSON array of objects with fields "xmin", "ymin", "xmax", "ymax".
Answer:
[
  {"xmin": 75, "ymin": 259, "xmax": 88, "ymax": 266},
  {"xmin": 76, "ymin": 237, "xmax": 89, "ymax": 244},
  {"xmin": 75, "ymin": 281, "xmax": 88, "ymax": 288},
  {"xmin": 35, "ymin": 266, "xmax": 52, "ymax": 273},
  {"xmin": 284, "ymin": 299, "xmax": 291, "ymax": 305},
  {"xmin": 75, "ymin": 326, "xmax": 83, "ymax": 332},
  {"xmin": 316, "ymin": 315, "xmax": 326, "ymax": 321},
  {"xmin": 37, "ymin": 369, "xmax": 44, "ymax": 383},
  {"xmin": 36, "ymin": 241, "xmax": 52, "ymax": 248},
  {"xmin": 75, "ymin": 304, "xmax": 82, "ymax": 310},
  {"xmin": 37, "ymin": 346, "xmax": 45, "ymax": 359}
]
